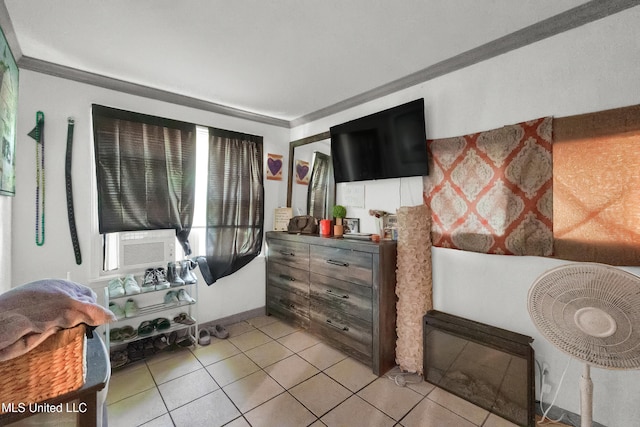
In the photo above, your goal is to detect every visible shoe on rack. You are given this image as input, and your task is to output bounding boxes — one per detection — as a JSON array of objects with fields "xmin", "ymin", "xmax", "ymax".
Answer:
[
  {"xmin": 108, "ymin": 301, "xmax": 126, "ymax": 320},
  {"xmin": 177, "ymin": 289, "xmax": 196, "ymax": 304},
  {"xmin": 154, "ymin": 334, "xmax": 169, "ymax": 351},
  {"xmin": 142, "ymin": 338, "xmax": 156, "ymax": 357},
  {"xmin": 176, "ymin": 335, "xmax": 195, "ymax": 348},
  {"xmin": 179, "ymin": 260, "xmax": 198, "ymax": 284},
  {"xmin": 108, "ymin": 278, "xmax": 125, "ymax": 298},
  {"xmin": 154, "ymin": 267, "xmax": 170, "ymax": 290},
  {"xmin": 124, "ymin": 298, "xmax": 140, "ymax": 317},
  {"xmin": 124, "ymin": 274, "xmax": 142, "ymax": 295},
  {"xmin": 173, "ymin": 312, "xmax": 196, "ymax": 325},
  {"xmin": 164, "ymin": 290, "xmax": 179, "ymax": 305},
  {"xmin": 127, "ymin": 341, "xmax": 145, "ymax": 362},
  {"xmin": 110, "ymin": 350, "xmax": 129, "ymax": 369},
  {"xmin": 141, "ymin": 269, "xmax": 156, "ymax": 292},
  {"xmin": 167, "ymin": 262, "xmax": 185, "ymax": 287}
]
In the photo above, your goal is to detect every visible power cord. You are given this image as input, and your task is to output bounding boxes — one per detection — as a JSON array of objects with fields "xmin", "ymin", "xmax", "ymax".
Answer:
[
  {"xmin": 386, "ymin": 366, "xmax": 423, "ymax": 387},
  {"xmin": 538, "ymin": 357, "xmax": 573, "ymax": 425}
]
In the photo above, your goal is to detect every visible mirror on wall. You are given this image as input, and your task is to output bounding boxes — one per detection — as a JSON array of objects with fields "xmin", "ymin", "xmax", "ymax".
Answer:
[{"xmin": 287, "ymin": 132, "xmax": 335, "ymax": 220}]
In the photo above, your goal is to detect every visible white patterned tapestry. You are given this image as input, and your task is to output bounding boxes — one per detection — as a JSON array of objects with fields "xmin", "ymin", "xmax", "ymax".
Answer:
[{"xmin": 423, "ymin": 117, "xmax": 553, "ymax": 256}]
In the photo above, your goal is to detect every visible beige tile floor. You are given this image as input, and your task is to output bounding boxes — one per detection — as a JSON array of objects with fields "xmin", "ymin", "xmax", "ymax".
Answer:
[{"xmin": 106, "ymin": 315, "xmax": 521, "ymax": 427}]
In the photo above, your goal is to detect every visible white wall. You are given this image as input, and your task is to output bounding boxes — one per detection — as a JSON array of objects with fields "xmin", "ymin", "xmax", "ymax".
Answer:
[
  {"xmin": 12, "ymin": 70, "xmax": 290, "ymax": 323},
  {"xmin": 0, "ymin": 196, "xmax": 11, "ymax": 294},
  {"xmin": 292, "ymin": 7, "xmax": 640, "ymax": 427}
]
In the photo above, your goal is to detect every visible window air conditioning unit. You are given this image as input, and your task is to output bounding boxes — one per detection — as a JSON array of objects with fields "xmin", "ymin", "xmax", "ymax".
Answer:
[{"xmin": 117, "ymin": 229, "xmax": 176, "ymax": 272}]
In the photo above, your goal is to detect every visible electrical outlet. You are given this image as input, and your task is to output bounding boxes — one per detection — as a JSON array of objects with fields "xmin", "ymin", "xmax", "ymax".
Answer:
[{"xmin": 542, "ymin": 383, "xmax": 551, "ymax": 394}]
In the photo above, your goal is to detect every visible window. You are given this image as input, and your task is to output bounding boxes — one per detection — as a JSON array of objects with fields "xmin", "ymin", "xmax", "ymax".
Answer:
[{"xmin": 93, "ymin": 106, "xmax": 264, "ymax": 282}]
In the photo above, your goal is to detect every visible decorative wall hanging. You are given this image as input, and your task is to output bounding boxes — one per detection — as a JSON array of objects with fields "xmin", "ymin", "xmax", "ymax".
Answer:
[
  {"xmin": 28, "ymin": 112, "xmax": 45, "ymax": 246},
  {"xmin": 424, "ymin": 117, "xmax": 553, "ymax": 256},
  {"xmin": 554, "ymin": 105, "xmax": 640, "ymax": 265},
  {"xmin": 266, "ymin": 153, "xmax": 283, "ymax": 181},
  {"xmin": 0, "ymin": 25, "xmax": 19, "ymax": 197},
  {"xmin": 295, "ymin": 159, "xmax": 309, "ymax": 185},
  {"xmin": 395, "ymin": 204, "xmax": 432, "ymax": 374}
]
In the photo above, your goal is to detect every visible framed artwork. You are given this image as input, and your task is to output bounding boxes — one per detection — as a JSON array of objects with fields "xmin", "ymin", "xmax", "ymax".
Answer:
[
  {"xmin": 295, "ymin": 159, "xmax": 310, "ymax": 185},
  {"xmin": 266, "ymin": 153, "xmax": 283, "ymax": 181},
  {"xmin": 343, "ymin": 217, "xmax": 360, "ymax": 234},
  {"xmin": 0, "ymin": 25, "xmax": 18, "ymax": 197}
]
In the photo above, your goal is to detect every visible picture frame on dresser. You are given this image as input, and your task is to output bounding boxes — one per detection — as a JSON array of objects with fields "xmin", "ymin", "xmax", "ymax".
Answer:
[{"xmin": 343, "ymin": 217, "xmax": 360, "ymax": 234}]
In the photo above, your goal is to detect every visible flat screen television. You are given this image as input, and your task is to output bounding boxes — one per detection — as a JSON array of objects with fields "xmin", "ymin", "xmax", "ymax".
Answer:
[{"xmin": 330, "ymin": 99, "xmax": 428, "ymax": 183}]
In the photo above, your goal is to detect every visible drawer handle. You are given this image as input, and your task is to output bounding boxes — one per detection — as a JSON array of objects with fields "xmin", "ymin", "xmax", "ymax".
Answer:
[
  {"xmin": 279, "ymin": 274, "xmax": 295, "ymax": 282},
  {"xmin": 326, "ymin": 289, "xmax": 349, "ymax": 299},
  {"xmin": 326, "ymin": 259, "xmax": 349, "ymax": 267},
  {"xmin": 326, "ymin": 319, "xmax": 349, "ymax": 331},
  {"xmin": 279, "ymin": 299, "xmax": 296, "ymax": 309},
  {"xmin": 280, "ymin": 251, "xmax": 295, "ymax": 256}
]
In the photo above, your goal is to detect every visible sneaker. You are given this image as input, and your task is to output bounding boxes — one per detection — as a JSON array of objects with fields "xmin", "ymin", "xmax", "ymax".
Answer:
[
  {"xmin": 108, "ymin": 278, "xmax": 125, "ymax": 298},
  {"xmin": 124, "ymin": 274, "xmax": 141, "ymax": 295},
  {"xmin": 179, "ymin": 260, "xmax": 198, "ymax": 284},
  {"xmin": 141, "ymin": 269, "xmax": 156, "ymax": 292},
  {"xmin": 154, "ymin": 268, "xmax": 170, "ymax": 290},
  {"xmin": 167, "ymin": 262, "xmax": 185, "ymax": 287},
  {"xmin": 164, "ymin": 290, "xmax": 179, "ymax": 305},
  {"xmin": 124, "ymin": 298, "xmax": 140, "ymax": 317},
  {"xmin": 177, "ymin": 289, "xmax": 196, "ymax": 304},
  {"xmin": 109, "ymin": 302, "xmax": 126, "ymax": 320}
]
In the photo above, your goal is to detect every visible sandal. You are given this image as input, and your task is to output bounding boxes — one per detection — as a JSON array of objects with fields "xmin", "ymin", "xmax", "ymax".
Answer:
[
  {"xmin": 173, "ymin": 313, "xmax": 196, "ymax": 325},
  {"xmin": 110, "ymin": 350, "xmax": 128, "ymax": 369},
  {"xmin": 154, "ymin": 317, "xmax": 171, "ymax": 331},
  {"xmin": 138, "ymin": 320, "xmax": 155, "ymax": 336},
  {"xmin": 120, "ymin": 325, "xmax": 138, "ymax": 340},
  {"xmin": 210, "ymin": 324, "xmax": 229, "ymax": 339},
  {"xmin": 176, "ymin": 335, "xmax": 195, "ymax": 347},
  {"xmin": 198, "ymin": 329, "xmax": 211, "ymax": 346},
  {"xmin": 110, "ymin": 328, "xmax": 124, "ymax": 342}
]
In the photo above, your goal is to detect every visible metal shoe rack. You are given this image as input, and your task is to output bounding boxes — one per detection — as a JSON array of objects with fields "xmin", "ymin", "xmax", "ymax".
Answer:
[{"xmin": 103, "ymin": 269, "xmax": 198, "ymax": 368}]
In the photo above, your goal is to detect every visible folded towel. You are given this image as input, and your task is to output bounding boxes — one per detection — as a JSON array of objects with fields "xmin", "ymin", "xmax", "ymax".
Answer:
[{"xmin": 0, "ymin": 279, "xmax": 116, "ymax": 362}]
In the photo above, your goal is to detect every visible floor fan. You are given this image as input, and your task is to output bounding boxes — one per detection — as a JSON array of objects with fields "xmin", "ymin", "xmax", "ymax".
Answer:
[{"xmin": 528, "ymin": 262, "xmax": 640, "ymax": 427}]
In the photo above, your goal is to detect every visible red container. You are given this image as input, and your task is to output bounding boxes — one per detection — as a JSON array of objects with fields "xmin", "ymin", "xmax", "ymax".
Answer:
[{"xmin": 319, "ymin": 219, "xmax": 332, "ymax": 236}]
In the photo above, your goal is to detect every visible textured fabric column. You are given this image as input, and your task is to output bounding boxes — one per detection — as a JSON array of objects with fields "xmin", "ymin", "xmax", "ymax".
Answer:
[{"xmin": 395, "ymin": 204, "xmax": 433, "ymax": 374}]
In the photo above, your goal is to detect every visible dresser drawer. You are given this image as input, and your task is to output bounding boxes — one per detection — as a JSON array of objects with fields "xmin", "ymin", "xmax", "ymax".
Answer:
[
  {"xmin": 268, "ymin": 239, "xmax": 310, "ymax": 270},
  {"xmin": 310, "ymin": 305, "xmax": 372, "ymax": 359},
  {"xmin": 310, "ymin": 273, "xmax": 372, "ymax": 323},
  {"xmin": 268, "ymin": 262, "xmax": 309, "ymax": 298},
  {"xmin": 310, "ymin": 245, "xmax": 372, "ymax": 286},
  {"xmin": 267, "ymin": 286, "xmax": 309, "ymax": 328}
]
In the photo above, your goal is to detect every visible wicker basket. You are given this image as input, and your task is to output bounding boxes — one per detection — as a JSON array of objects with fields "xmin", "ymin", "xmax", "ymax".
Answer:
[{"xmin": 0, "ymin": 324, "xmax": 86, "ymax": 412}]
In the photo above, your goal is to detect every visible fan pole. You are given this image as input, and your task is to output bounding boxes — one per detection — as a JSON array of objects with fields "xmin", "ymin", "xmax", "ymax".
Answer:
[{"xmin": 580, "ymin": 363, "xmax": 593, "ymax": 427}]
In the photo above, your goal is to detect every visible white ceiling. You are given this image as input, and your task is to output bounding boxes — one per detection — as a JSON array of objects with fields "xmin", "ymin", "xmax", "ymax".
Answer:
[{"xmin": 4, "ymin": 0, "xmax": 599, "ymax": 124}]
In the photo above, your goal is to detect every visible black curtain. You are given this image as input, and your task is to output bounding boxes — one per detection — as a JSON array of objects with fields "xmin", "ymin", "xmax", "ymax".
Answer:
[
  {"xmin": 197, "ymin": 128, "xmax": 264, "ymax": 285},
  {"xmin": 92, "ymin": 105, "xmax": 196, "ymax": 254}
]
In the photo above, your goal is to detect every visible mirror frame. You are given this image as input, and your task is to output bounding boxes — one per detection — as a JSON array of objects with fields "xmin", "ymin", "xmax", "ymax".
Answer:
[{"xmin": 286, "ymin": 131, "xmax": 331, "ymax": 207}]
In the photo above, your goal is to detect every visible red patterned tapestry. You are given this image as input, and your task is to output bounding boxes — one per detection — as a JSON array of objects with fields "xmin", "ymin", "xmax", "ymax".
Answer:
[{"xmin": 423, "ymin": 117, "xmax": 553, "ymax": 256}]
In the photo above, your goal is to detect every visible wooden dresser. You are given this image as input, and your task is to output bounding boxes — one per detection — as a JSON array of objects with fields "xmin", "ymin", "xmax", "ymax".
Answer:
[{"xmin": 265, "ymin": 231, "xmax": 397, "ymax": 376}]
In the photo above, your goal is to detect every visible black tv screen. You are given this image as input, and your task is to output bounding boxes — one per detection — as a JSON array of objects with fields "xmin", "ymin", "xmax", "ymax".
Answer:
[{"xmin": 330, "ymin": 99, "xmax": 428, "ymax": 183}]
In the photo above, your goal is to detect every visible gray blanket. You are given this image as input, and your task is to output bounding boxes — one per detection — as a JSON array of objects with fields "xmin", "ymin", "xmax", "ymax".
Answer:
[{"xmin": 0, "ymin": 279, "xmax": 115, "ymax": 362}]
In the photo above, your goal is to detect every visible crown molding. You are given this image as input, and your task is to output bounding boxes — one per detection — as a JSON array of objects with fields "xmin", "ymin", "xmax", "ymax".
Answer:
[
  {"xmin": 8, "ymin": 0, "xmax": 638, "ymax": 129},
  {"xmin": 290, "ymin": 0, "xmax": 639, "ymax": 128},
  {"xmin": 17, "ymin": 56, "xmax": 291, "ymax": 128}
]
